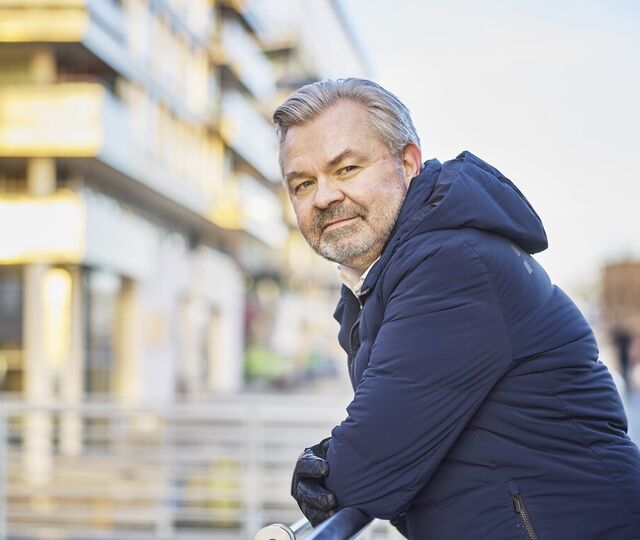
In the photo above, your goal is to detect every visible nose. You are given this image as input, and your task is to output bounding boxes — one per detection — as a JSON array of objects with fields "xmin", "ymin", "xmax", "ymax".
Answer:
[{"xmin": 313, "ymin": 178, "xmax": 344, "ymax": 209}]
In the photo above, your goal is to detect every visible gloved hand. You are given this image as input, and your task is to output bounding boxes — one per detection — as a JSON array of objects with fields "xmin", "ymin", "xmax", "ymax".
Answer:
[{"xmin": 291, "ymin": 437, "xmax": 338, "ymax": 526}]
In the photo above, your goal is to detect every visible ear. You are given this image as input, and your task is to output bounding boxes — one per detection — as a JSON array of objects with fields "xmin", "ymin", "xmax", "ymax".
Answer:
[{"xmin": 401, "ymin": 143, "xmax": 422, "ymax": 186}]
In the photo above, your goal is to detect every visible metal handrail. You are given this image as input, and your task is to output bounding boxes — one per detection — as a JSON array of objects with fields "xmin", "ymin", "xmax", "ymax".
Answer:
[
  {"xmin": 307, "ymin": 509, "xmax": 372, "ymax": 539},
  {"xmin": 255, "ymin": 517, "xmax": 311, "ymax": 540},
  {"xmin": 255, "ymin": 509, "xmax": 372, "ymax": 540}
]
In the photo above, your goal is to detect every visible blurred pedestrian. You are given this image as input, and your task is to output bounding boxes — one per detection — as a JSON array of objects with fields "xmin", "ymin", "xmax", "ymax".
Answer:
[
  {"xmin": 612, "ymin": 326, "xmax": 633, "ymax": 389},
  {"xmin": 274, "ymin": 78, "xmax": 640, "ymax": 539}
]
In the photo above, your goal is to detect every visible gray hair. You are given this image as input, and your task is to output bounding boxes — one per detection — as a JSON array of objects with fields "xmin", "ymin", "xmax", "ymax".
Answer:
[{"xmin": 273, "ymin": 78, "xmax": 420, "ymax": 167}]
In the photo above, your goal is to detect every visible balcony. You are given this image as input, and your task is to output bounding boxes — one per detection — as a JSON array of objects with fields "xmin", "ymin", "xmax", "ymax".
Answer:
[
  {"xmin": 0, "ymin": 191, "xmax": 84, "ymax": 265},
  {"xmin": 238, "ymin": 174, "xmax": 288, "ymax": 249},
  {"xmin": 209, "ymin": 174, "xmax": 287, "ymax": 252},
  {"xmin": 220, "ymin": 17, "xmax": 277, "ymax": 102},
  {"xmin": 0, "ymin": 1, "xmax": 91, "ymax": 43},
  {"xmin": 0, "ymin": 82, "xmax": 217, "ymax": 218},
  {"xmin": 0, "ymin": 0, "xmax": 125, "ymax": 48},
  {"xmin": 220, "ymin": 89, "xmax": 280, "ymax": 182},
  {"xmin": 0, "ymin": 189, "xmax": 158, "ymax": 279},
  {"xmin": 219, "ymin": 0, "xmax": 265, "ymax": 39},
  {"xmin": 81, "ymin": 189, "xmax": 159, "ymax": 280},
  {"xmin": 0, "ymin": 0, "xmax": 212, "ymax": 124},
  {"xmin": 0, "ymin": 83, "xmax": 105, "ymax": 157},
  {"xmin": 152, "ymin": 0, "xmax": 213, "ymax": 48}
]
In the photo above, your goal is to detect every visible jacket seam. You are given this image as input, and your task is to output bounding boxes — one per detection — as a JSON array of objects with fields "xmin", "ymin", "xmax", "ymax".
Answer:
[{"xmin": 458, "ymin": 239, "xmax": 514, "ymax": 363}]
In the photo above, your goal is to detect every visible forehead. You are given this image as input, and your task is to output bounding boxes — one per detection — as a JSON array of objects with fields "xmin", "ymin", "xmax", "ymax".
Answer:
[{"xmin": 281, "ymin": 100, "xmax": 382, "ymax": 170}]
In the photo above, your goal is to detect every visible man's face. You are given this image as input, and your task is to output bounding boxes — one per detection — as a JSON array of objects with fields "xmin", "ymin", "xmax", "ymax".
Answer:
[{"xmin": 281, "ymin": 100, "xmax": 411, "ymax": 271}]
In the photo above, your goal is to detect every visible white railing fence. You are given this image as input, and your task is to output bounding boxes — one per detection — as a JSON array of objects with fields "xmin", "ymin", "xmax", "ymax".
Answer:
[{"xmin": 0, "ymin": 395, "xmax": 399, "ymax": 540}]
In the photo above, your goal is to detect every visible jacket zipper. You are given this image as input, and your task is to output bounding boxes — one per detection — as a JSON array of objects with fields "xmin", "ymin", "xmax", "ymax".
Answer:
[
  {"xmin": 348, "ymin": 318, "xmax": 361, "ymax": 355},
  {"xmin": 512, "ymin": 493, "xmax": 538, "ymax": 540},
  {"xmin": 348, "ymin": 288, "xmax": 369, "ymax": 356}
]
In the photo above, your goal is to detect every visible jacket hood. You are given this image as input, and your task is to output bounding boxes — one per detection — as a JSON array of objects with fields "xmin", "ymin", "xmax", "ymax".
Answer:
[
  {"xmin": 399, "ymin": 150, "xmax": 546, "ymax": 252},
  {"xmin": 361, "ymin": 151, "xmax": 548, "ymax": 293}
]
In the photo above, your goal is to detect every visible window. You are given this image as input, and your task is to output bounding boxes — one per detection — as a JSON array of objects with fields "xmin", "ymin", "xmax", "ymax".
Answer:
[
  {"xmin": 84, "ymin": 269, "xmax": 121, "ymax": 395},
  {"xmin": 0, "ymin": 266, "xmax": 24, "ymax": 393}
]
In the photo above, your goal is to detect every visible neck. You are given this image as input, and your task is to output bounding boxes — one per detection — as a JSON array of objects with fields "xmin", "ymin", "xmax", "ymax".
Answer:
[{"xmin": 341, "ymin": 247, "xmax": 382, "ymax": 274}]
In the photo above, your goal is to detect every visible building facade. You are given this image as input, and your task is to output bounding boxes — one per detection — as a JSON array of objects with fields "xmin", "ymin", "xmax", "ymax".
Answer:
[
  {"xmin": 0, "ymin": 0, "xmax": 370, "ymax": 402},
  {"xmin": 0, "ymin": 0, "xmax": 245, "ymax": 407},
  {"xmin": 0, "ymin": 2, "xmax": 375, "ymax": 536}
]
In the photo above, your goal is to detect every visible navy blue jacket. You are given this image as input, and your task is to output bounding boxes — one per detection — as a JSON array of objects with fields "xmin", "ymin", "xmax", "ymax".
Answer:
[{"xmin": 325, "ymin": 152, "xmax": 640, "ymax": 539}]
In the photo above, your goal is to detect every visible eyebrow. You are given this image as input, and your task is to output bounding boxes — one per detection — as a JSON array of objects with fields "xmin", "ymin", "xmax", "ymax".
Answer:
[
  {"xmin": 284, "ymin": 148, "xmax": 364, "ymax": 184},
  {"xmin": 284, "ymin": 170, "xmax": 308, "ymax": 184},
  {"xmin": 326, "ymin": 148, "xmax": 361, "ymax": 169}
]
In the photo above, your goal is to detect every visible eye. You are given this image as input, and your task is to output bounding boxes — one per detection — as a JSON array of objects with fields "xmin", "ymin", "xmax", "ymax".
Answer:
[
  {"xmin": 338, "ymin": 165, "xmax": 358, "ymax": 175},
  {"xmin": 293, "ymin": 179, "xmax": 314, "ymax": 194}
]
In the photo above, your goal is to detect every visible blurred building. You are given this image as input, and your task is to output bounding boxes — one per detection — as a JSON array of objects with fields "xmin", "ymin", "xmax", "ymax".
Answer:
[
  {"xmin": 0, "ymin": 2, "xmax": 372, "ymax": 537},
  {"xmin": 0, "ymin": 0, "xmax": 245, "ymax": 407},
  {"xmin": 0, "ymin": 0, "xmax": 370, "ymax": 405}
]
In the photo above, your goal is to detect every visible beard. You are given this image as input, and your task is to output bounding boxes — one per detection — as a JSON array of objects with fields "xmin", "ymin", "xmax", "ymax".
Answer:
[{"xmin": 301, "ymin": 184, "xmax": 407, "ymax": 269}]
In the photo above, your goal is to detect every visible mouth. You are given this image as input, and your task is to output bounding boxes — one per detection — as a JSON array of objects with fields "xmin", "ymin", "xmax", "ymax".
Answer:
[{"xmin": 322, "ymin": 216, "xmax": 359, "ymax": 232}]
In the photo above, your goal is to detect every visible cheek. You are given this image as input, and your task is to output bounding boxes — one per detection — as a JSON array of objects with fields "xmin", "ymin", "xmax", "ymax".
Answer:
[
  {"xmin": 293, "ymin": 202, "xmax": 316, "ymax": 231},
  {"xmin": 356, "ymin": 177, "xmax": 401, "ymax": 210}
]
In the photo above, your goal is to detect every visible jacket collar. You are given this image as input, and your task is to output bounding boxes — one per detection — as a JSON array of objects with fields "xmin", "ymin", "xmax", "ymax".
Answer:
[{"xmin": 357, "ymin": 158, "xmax": 442, "ymax": 297}]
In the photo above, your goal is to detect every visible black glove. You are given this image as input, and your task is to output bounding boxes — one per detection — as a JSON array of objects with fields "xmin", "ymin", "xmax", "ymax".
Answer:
[
  {"xmin": 291, "ymin": 437, "xmax": 338, "ymax": 526},
  {"xmin": 390, "ymin": 513, "xmax": 409, "ymax": 538}
]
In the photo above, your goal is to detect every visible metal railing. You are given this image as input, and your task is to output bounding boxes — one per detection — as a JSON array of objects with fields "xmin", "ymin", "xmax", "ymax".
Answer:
[
  {"xmin": 0, "ymin": 408, "xmax": 7, "ymax": 540},
  {"xmin": 256, "ymin": 509, "xmax": 373, "ymax": 540},
  {"xmin": 255, "ymin": 517, "xmax": 311, "ymax": 540},
  {"xmin": 0, "ymin": 396, "xmax": 399, "ymax": 539}
]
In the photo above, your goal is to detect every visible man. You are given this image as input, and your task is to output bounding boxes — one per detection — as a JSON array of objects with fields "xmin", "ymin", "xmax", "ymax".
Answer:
[{"xmin": 273, "ymin": 78, "xmax": 640, "ymax": 539}]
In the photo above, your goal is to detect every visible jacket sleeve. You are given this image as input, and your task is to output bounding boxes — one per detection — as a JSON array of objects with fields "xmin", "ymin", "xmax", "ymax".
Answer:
[{"xmin": 324, "ymin": 238, "xmax": 512, "ymax": 519}]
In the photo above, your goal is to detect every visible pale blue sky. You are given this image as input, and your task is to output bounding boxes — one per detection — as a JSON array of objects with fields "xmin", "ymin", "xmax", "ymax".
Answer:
[{"xmin": 342, "ymin": 0, "xmax": 640, "ymax": 293}]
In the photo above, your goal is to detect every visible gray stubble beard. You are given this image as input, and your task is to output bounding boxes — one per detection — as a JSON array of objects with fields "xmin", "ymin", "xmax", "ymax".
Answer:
[{"xmin": 308, "ymin": 189, "xmax": 406, "ymax": 269}]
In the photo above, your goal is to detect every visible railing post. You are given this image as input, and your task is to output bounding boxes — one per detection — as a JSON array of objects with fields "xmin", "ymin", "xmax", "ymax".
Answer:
[
  {"xmin": 0, "ymin": 406, "xmax": 7, "ymax": 540},
  {"xmin": 245, "ymin": 412, "xmax": 262, "ymax": 537},
  {"xmin": 157, "ymin": 407, "xmax": 176, "ymax": 539}
]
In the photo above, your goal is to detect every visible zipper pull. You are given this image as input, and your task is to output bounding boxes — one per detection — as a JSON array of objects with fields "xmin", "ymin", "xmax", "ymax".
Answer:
[
  {"xmin": 513, "ymin": 495, "xmax": 522, "ymax": 513},
  {"xmin": 356, "ymin": 287, "xmax": 371, "ymax": 308}
]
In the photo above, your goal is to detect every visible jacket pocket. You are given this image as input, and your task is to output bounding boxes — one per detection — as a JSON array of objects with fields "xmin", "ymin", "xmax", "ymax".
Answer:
[{"xmin": 507, "ymin": 482, "xmax": 539, "ymax": 540}]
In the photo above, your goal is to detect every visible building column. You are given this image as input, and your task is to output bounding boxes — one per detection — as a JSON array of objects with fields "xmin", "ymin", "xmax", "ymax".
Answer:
[
  {"xmin": 207, "ymin": 272, "xmax": 244, "ymax": 393},
  {"xmin": 179, "ymin": 296, "xmax": 204, "ymax": 397},
  {"xmin": 207, "ymin": 304, "xmax": 243, "ymax": 393},
  {"xmin": 59, "ymin": 266, "xmax": 84, "ymax": 456},
  {"xmin": 206, "ymin": 307, "xmax": 222, "ymax": 392},
  {"xmin": 22, "ymin": 263, "xmax": 53, "ymax": 484},
  {"xmin": 29, "ymin": 47, "xmax": 56, "ymax": 85},
  {"xmin": 207, "ymin": 298, "xmax": 244, "ymax": 392},
  {"xmin": 22, "ymin": 156, "xmax": 57, "ymax": 483},
  {"xmin": 26, "ymin": 157, "xmax": 55, "ymax": 196},
  {"xmin": 115, "ymin": 278, "xmax": 143, "ymax": 404}
]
